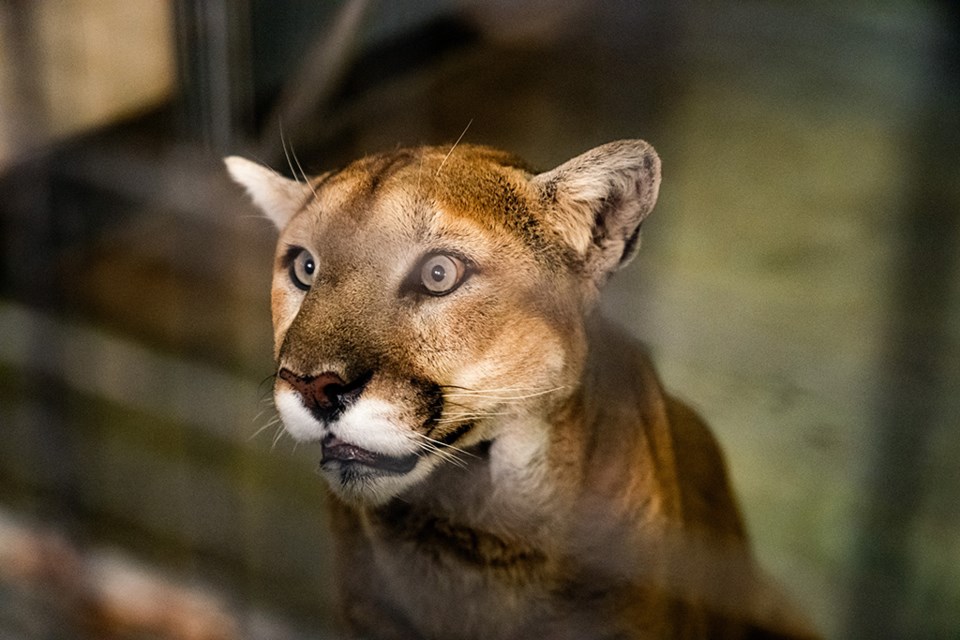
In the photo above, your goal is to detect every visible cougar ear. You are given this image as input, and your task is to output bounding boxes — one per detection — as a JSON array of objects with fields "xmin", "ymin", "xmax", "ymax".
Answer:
[
  {"xmin": 532, "ymin": 140, "xmax": 661, "ymax": 284},
  {"xmin": 224, "ymin": 156, "xmax": 308, "ymax": 229}
]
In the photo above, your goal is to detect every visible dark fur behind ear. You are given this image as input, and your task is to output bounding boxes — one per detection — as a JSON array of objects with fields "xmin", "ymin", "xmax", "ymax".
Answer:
[{"xmin": 533, "ymin": 140, "xmax": 661, "ymax": 285}]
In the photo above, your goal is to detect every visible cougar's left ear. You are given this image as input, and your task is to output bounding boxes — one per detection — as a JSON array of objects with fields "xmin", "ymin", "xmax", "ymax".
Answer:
[
  {"xmin": 532, "ymin": 140, "xmax": 661, "ymax": 284},
  {"xmin": 224, "ymin": 156, "xmax": 308, "ymax": 229}
]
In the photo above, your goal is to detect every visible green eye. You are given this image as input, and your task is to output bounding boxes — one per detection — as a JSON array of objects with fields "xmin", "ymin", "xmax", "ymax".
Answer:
[
  {"xmin": 290, "ymin": 248, "xmax": 316, "ymax": 291},
  {"xmin": 420, "ymin": 254, "xmax": 465, "ymax": 295}
]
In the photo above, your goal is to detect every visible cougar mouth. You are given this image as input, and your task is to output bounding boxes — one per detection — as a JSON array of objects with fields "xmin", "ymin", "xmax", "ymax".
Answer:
[{"xmin": 321, "ymin": 434, "xmax": 420, "ymax": 475}]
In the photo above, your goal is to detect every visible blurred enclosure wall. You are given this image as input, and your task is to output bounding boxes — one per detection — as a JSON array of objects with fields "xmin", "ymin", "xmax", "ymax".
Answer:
[{"xmin": 1, "ymin": 0, "xmax": 959, "ymax": 638}]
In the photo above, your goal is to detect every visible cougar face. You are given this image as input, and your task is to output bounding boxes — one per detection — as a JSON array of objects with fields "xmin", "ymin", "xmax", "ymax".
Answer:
[{"xmin": 227, "ymin": 142, "xmax": 660, "ymax": 506}]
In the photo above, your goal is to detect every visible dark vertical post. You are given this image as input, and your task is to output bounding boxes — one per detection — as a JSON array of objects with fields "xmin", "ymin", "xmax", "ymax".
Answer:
[
  {"xmin": 845, "ymin": 2, "xmax": 960, "ymax": 636},
  {"xmin": 172, "ymin": 0, "xmax": 254, "ymax": 152}
]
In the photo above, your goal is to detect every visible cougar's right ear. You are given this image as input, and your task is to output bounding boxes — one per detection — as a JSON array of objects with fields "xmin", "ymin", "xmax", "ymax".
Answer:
[{"xmin": 224, "ymin": 156, "xmax": 308, "ymax": 229}]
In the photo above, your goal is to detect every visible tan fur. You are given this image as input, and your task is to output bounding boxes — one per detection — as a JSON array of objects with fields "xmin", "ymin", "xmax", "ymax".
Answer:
[{"xmin": 227, "ymin": 141, "xmax": 816, "ymax": 639}]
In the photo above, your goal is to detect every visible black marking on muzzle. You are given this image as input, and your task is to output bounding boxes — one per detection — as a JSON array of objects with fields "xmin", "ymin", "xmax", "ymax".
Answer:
[{"xmin": 437, "ymin": 421, "xmax": 474, "ymax": 447}]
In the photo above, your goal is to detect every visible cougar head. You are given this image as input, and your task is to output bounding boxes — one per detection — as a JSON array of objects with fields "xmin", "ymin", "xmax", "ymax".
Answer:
[{"xmin": 227, "ymin": 141, "xmax": 660, "ymax": 505}]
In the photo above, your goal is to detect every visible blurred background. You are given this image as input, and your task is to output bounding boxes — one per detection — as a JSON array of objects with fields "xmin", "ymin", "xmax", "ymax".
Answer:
[{"xmin": 1, "ymin": 0, "xmax": 958, "ymax": 638}]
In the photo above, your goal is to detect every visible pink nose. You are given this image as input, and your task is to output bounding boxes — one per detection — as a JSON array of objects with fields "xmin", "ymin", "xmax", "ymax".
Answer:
[{"xmin": 279, "ymin": 369, "xmax": 352, "ymax": 418}]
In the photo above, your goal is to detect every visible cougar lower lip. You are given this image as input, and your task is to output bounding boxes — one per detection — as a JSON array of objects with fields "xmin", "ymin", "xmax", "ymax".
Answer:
[{"xmin": 321, "ymin": 435, "xmax": 419, "ymax": 474}]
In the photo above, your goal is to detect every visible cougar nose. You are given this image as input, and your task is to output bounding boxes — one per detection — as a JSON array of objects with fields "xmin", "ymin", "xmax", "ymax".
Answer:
[{"xmin": 278, "ymin": 368, "xmax": 370, "ymax": 420}]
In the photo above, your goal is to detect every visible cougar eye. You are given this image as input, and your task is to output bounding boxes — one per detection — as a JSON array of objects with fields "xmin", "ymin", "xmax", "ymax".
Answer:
[
  {"xmin": 290, "ymin": 248, "xmax": 316, "ymax": 291},
  {"xmin": 419, "ymin": 254, "xmax": 466, "ymax": 295}
]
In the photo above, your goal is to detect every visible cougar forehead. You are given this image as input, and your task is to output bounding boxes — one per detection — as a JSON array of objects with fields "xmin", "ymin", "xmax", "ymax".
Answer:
[{"xmin": 290, "ymin": 145, "xmax": 555, "ymax": 254}]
